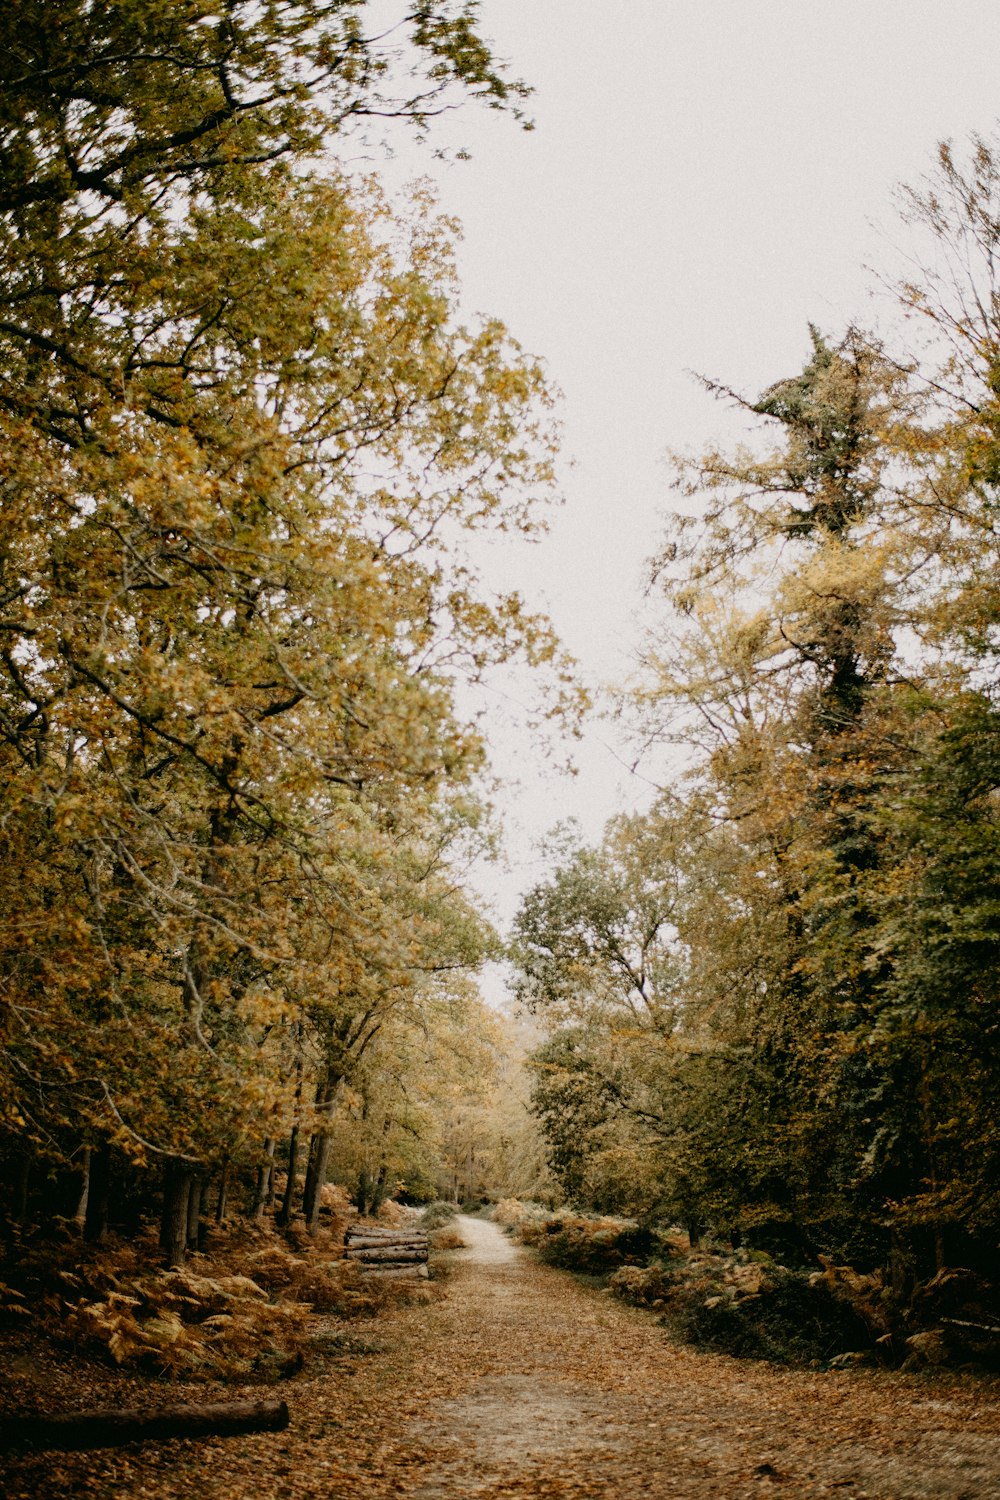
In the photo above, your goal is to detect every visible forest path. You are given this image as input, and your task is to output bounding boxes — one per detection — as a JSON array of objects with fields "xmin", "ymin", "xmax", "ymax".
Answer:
[
  {"xmin": 9, "ymin": 1216, "xmax": 999, "ymax": 1499},
  {"xmin": 391, "ymin": 1217, "xmax": 998, "ymax": 1499}
]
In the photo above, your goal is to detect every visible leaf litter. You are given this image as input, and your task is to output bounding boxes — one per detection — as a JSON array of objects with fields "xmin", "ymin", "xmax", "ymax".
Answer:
[{"xmin": 3, "ymin": 1216, "xmax": 1000, "ymax": 1498}]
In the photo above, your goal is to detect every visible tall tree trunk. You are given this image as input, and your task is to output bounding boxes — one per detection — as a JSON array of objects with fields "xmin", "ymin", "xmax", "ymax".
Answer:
[
  {"xmin": 161, "ymin": 1161, "xmax": 193, "ymax": 1267},
  {"xmin": 186, "ymin": 1176, "xmax": 203, "ymax": 1251},
  {"xmin": 302, "ymin": 1132, "xmax": 319, "ymax": 1220},
  {"xmin": 250, "ymin": 1139, "xmax": 274, "ymax": 1221},
  {"xmin": 215, "ymin": 1162, "xmax": 228, "ymax": 1224},
  {"xmin": 276, "ymin": 1040, "xmax": 303, "ymax": 1228},
  {"xmin": 919, "ymin": 1052, "xmax": 946, "ymax": 1272},
  {"xmin": 302, "ymin": 1070, "xmax": 341, "ymax": 1233},
  {"xmin": 84, "ymin": 1144, "xmax": 111, "ymax": 1244},
  {"xmin": 303, "ymin": 1132, "xmax": 335, "ymax": 1233},
  {"xmin": 276, "ymin": 1125, "xmax": 300, "ymax": 1228},
  {"xmin": 73, "ymin": 1147, "xmax": 91, "ymax": 1235}
]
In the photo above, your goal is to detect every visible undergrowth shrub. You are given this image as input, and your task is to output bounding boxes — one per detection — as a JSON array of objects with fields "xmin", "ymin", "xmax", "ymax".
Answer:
[
  {"xmin": 667, "ymin": 1268, "xmax": 874, "ymax": 1365},
  {"xmin": 429, "ymin": 1227, "xmax": 466, "ymax": 1251},
  {"xmin": 517, "ymin": 1213, "xmax": 655, "ymax": 1274},
  {"xmin": 0, "ymin": 1215, "xmax": 407, "ymax": 1382},
  {"xmin": 607, "ymin": 1261, "xmax": 678, "ymax": 1306},
  {"xmin": 608, "ymin": 1247, "xmax": 877, "ymax": 1365},
  {"xmin": 421, "ymin": 1201, "xmax": 459, "ymax": 1231},
  {"xmin": 492, "ymin": 1198, "xmax": 544, "ymax": 1230}
]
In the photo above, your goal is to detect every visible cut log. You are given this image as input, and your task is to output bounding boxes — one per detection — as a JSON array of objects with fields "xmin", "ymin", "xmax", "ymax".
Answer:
[
  {"xmin": 345, "ymin": 1245, "xmax": 428, "ymax": 1263},
  {"xmin": 0, "ymin": 1397, "xmax": 290, "ymax": 1453},
  {"xmin": 362, "ymin": 1263, "xmax": 430, "ymax": 1279},
  {"xmin": 345, "ymin": 1240, "xmax": 429, "ymax": 1254},
  {"xmin": 345, "ymin": 1230, "xmax": 428, "ymax": 1244},
  {"xmin": 345, "ymin": 1230, "xmax": 427, "ymax": 1241}
]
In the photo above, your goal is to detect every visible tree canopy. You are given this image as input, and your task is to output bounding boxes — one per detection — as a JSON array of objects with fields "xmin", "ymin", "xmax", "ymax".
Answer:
[
  {"xmin": 0, "ymin": 0, "xmax": 557, "ymax": 1253},
  {"xmin": 513, "ymin": 135, "xmax": 1000, "ymax": 1283}
]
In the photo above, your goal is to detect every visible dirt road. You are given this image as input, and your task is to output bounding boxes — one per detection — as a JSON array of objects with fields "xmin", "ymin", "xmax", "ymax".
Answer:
[{"xmin": 7, "ymin": 1215, "xmax": 1000, "ymax": 1498}]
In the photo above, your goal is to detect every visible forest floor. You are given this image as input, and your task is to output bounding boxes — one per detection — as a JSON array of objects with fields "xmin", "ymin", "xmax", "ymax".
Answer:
[{"xmin": 4, "ymin": 1215, "xmax": 1000, "ymax": 1499}]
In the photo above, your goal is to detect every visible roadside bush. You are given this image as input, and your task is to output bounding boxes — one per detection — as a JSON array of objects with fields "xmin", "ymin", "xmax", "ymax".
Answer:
[
  {"xmin": 668, "ymin": 1267, "xmax": 875, "ymax": 1365},
  {"xmin": 421, "ymin": 1201, "xmax": 459, "ymax": 1231},
  {"xmin": 492, "ymin": 1198, "xmax": 545, "ymax": 1230},
  {"xmin": 1, "ymin": 1217, "xmax": 402, "ymax": 1382},
  {"xmin": 429, "ymin": 1227, "xmax": 467, "ymax": 1251},
  {"xmin": 608, "ymin": 1261, "xmax": 678, "ymax": 1306},
  {"xmin": 517, "ymin": 1212, "xmax": 655, "ymax": 1275}
]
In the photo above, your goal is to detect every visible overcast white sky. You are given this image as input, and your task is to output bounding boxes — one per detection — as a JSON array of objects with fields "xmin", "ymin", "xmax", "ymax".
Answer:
[{"xmin": 383, "ymin": 2, "xmax": 1000, "ymax": 952}]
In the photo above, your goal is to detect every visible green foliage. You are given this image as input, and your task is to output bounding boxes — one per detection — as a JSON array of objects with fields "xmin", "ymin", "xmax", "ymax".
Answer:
[
  {"xmin": 0, "ymin": 2, "xmax": 563, "ymax": 1244},
  {"xmin": 511, "ymin": 133, "xmax": 1000, "ymax": 1329},
  {"xmin": 516, "ymin": 1211, "xmax": 655, "ymax": 1275},
  {"xmin": 421, "ymin": 1200, "xmax": 459, "ymax": 1230},
  {"xmin": 668, "ymin": 1270, "xmax": 873, "ymax": 1367}
]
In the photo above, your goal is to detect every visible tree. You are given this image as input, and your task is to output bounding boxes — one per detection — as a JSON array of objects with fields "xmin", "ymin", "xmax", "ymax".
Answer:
[
  {"xmin": 0, "ymin": 2, "xmax": 566, "ymax": 1249},
  {"xmin": 528, "ymin": 134, "xmax": 1000, "ymax": 1277}
]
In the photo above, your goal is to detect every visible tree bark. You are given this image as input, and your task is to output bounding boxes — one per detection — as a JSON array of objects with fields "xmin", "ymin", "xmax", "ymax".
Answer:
[
  {"xmin": 302, "ymin": 1070, "xmax": 341, "ymax": 1232},
  {"xmin": 303, "ymin": 1131, "xmax": 334, "ymax": 1233},
  {"xmin": 277, "ymin": 1045, "xmax": 304, "ymax": 1228},
  {"xmin": 276, "ymin": 1124, "xmax": 299, "ymax": 1228},
  {"xmin": 83, "ymin": 1144, "xmax": 111, "ymax": 1244},
  {"xmin": 0, "ymin": 1398, "xmax": 289, "ymax": 1453},
  {"xmin": 250, "ymin": 1139, "xmax": 274, "ymax": 1221},
  {"xmin": 160, "ymin": 1162, "xmax": 192, "ymax": 1267},
  {"xmin": 344, "ymin": 1246, "xmax": 428, "ymax": 1263},
  {"xmin": 215, "ymin": 1162, "xmax": 228, "ymax": 1224},
  {"xmin": 186, "ymin": 1175, "xmax": 203, "ymax": 1251},
  {"xmin": 73, "ymin": 1147, "xmax": 91, "ymax": 1235}
]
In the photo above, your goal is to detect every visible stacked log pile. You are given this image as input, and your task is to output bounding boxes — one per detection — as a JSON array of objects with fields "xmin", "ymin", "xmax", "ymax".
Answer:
[{"xmin": 344, "ymin": 1224, "xmax": 430, "ymax": 1278}]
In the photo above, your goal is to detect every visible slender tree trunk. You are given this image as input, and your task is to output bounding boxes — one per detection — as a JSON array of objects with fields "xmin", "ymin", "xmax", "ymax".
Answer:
[
  {"xmin": 355, "ymin": 1166, "xmax": 371, "ymax": 1217},
  {"xmin": 84, "ymin": 1144, "xmax": 111, "ymax": 1244},
  {"xmin": 304, "ymin": 1133, "xmax": 335, "ymax": 1233},
  {"xmin": 186, "ymin": 1176, "xmax": 203, "ymax": 1251},
  {"xmin": 73, "ymin": 1147, "xmax": 91, "ymax": 1235},
  {"xmin": 276, "ymin": 1040, "xmax": 303, "ymax": 1228},
  {"xmin": 276, "ymin": 1125, "xmax": 300, "ymax": 1228},
  {"xmin": 919, "ymin": 1052, "xmax": 946, "ymax": 1272},
  {"xmin": 302, "ymin": 1133, "xmax": 320, "ymax": 1221},
  {"xmin": 250, "ymin": 1139, "xmax": 274, "ymax": 1221},
  {"xmin": 302, "ymin": 1071, "xmax": 341, "ymax": 1233},
  {"xmin": 161, "ymin": 1162, "xmax": 193, "ymax": 1267},
  {"xmin": 215, "ymin": 1162, "xmax": 228, "ymax": 1224}
]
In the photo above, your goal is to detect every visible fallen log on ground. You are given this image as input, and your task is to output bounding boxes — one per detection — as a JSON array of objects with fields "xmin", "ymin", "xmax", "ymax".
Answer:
[
  {"xmin": 345, "ymin": 1237, "xmax": 428, "ymax": 1252},
  {"xmin": 362, "ymin": 1263, "xmax": 430, "ymax": 1278},
  {"xmin": 345, "ymin": 1245, "xmax": 428, "ymax": 1263},
  {"xmin": 0, "ymin": 1397, "xmax": 290, "ymax": 1453},
  {"xmin": 344, "ymin": 1236, "xmax": 425, "ymax": 1248}
]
